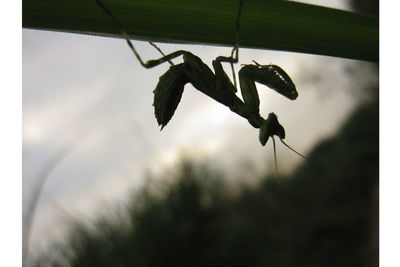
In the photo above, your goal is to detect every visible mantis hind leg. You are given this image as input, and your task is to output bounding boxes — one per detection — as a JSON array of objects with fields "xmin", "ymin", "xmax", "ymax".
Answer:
[
  {"xmin": 94, "ymin": 0, "xmax": 188, "ymax": 69},
  {"xmin": 212, "ymin": 0, "xmax": 243, "ymax": 91},
  {"xmin": 148, "ymin": 42, "xmax": 175, "ymax": 66},
  {"xmin": 230, "ymin": 0, "xmax": 244, "ymax": 88}
]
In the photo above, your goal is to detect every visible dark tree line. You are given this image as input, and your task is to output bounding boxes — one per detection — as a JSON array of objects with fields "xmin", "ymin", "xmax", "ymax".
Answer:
[{"xmin": 33, "ymin": 92, "xmax": 378, "ymax": 267}]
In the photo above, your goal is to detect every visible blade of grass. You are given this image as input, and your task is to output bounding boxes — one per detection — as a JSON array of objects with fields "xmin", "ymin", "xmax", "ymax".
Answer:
[{"xmin": 23, "ymin": 0, "xmax": 378, "ymax": 62}]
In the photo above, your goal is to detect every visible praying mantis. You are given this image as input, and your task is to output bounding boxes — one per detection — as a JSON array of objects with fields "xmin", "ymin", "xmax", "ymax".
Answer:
[{"xmin": 94, "ymin": 0, "xmax": 315, "ymax": 174}]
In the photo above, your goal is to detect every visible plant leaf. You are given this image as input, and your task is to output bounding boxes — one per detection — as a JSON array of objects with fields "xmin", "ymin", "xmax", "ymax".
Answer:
[{"xmin": 23, "ymin": 0, "xmax": 378, "ymax": 62}]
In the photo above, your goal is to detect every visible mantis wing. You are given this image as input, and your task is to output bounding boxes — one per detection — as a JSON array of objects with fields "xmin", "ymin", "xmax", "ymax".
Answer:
[{"xmin": 153, "ymin": 64, "xmax": 190, "ymax": 130}]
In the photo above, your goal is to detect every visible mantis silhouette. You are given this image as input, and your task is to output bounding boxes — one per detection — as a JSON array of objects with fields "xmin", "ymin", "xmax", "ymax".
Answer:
[{"xmin": 94, "ymin": 0, "xmax": 316, "ymax": 175}]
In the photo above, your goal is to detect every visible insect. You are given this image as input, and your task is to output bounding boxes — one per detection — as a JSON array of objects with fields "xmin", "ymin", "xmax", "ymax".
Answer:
[{"xmin": 94, "ymin": 0, "xmax": 316, "ymax": 175}]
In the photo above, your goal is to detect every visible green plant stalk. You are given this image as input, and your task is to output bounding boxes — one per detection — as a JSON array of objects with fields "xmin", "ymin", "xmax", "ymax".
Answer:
[{"xmin": 23, "ymin": 0, "xmax": 378, "ymax": 62}]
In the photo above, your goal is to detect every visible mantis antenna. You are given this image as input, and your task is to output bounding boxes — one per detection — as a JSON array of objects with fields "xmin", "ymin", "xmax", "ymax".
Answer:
[
  {"xmin": 259, "ymin": 113, "xmax": 322, "ymax": 176},
  {"xmin": 272, "ymin": 137, "xmax": 322, "ymax": 177},
  {"xmin": 279, "ymin": 138, "xmax": 322, "ymax": 167},
  {"xmin": 272, "ymin": 136, "xmax": 279, "ymax": 176}
]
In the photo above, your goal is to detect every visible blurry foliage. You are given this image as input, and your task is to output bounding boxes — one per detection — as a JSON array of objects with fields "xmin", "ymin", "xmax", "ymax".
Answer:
[
  {"xmin": 347, "ymin": 0, "xmax": 379, "ymax": 101},
  {"xmin": 33, "ymin": 94, "xmax": 378, "ymax": 267},
  {"xmin": 350, "ymin": 0, "xmax": 379, "ymax": 16}
]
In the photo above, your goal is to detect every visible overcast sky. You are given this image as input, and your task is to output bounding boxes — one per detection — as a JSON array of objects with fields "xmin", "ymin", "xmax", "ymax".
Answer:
[{"xmin": 22, "ymin": 0, "xmax": 381, "ymax": 258}]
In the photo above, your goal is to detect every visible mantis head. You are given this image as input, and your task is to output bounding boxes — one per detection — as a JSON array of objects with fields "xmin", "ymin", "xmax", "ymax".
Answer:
[{"xmin": 259, "ymin": 113, "xmax": 285, "ymax": 146}]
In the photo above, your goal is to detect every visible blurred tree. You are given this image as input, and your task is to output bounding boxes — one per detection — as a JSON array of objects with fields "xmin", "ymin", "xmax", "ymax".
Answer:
[
  {"xmin": 33, "ymin": 94, "xmax": 378, "ymax": 267},
  {"xmin": 349, "ymin": 0, "xmax": 379, "ymax": 16}
]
